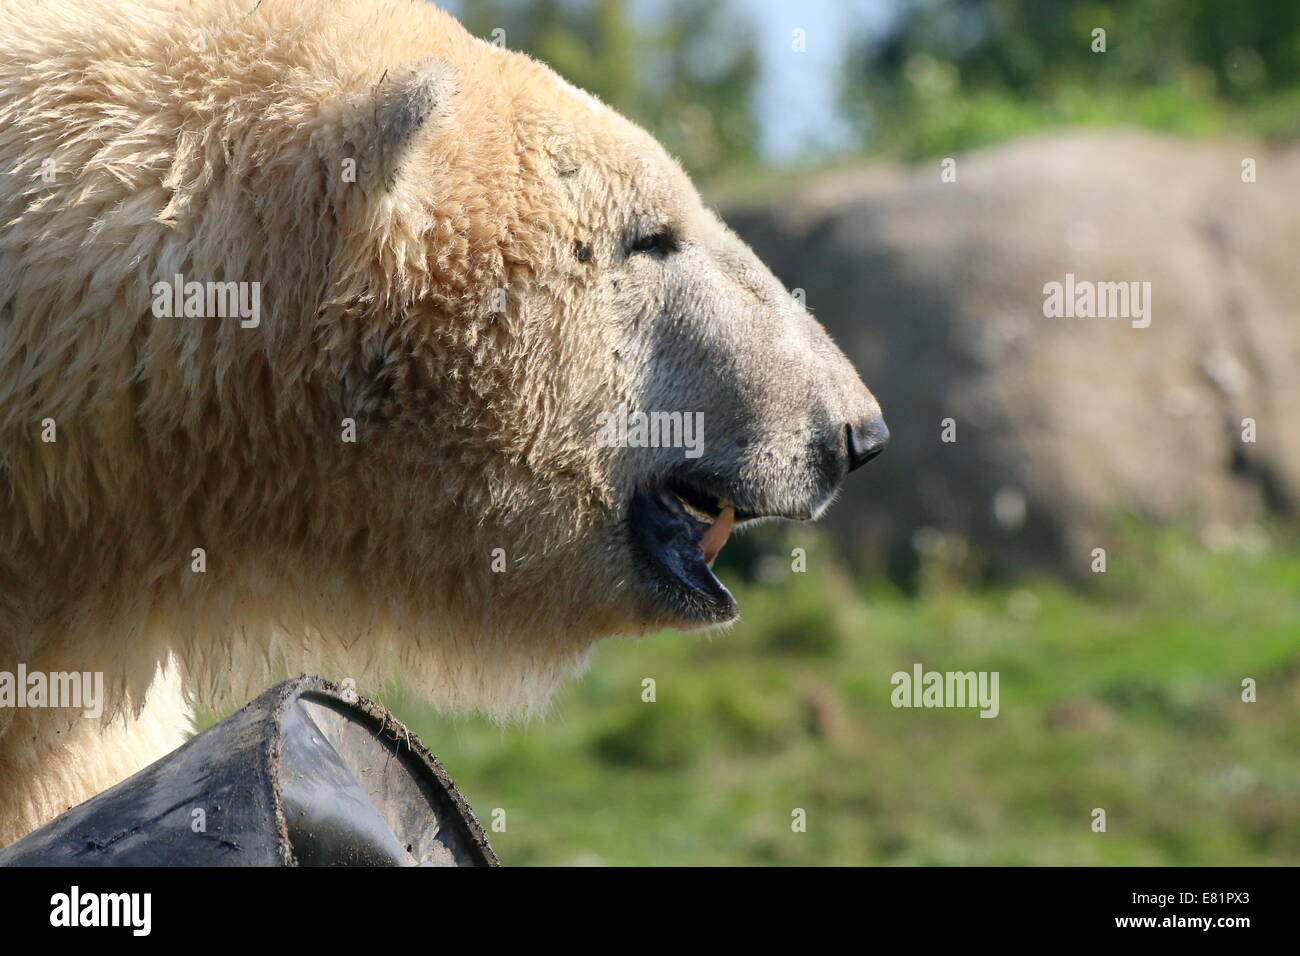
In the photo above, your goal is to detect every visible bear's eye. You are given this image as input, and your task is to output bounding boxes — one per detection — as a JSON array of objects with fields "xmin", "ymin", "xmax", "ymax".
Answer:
[{"xmin": 627, "ymin": 230, "xmax": 678, "ymax": 257}]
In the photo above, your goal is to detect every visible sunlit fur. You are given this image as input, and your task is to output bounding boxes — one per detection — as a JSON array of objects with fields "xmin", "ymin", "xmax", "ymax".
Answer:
[{"xmin": 0, "ymin": 0, "xmax": 880, "ymax": 844}]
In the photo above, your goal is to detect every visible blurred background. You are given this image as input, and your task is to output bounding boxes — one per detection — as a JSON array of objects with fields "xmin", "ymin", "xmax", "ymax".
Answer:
[{"xmin": 390, "ymin": 0, "xmax": 1300, "ymax": 864}]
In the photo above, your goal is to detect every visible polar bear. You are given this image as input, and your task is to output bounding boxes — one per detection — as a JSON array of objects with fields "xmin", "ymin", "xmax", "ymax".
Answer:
[{"xmin": 0, "ymin": 0, "xmax": 886, "ymax": 845}]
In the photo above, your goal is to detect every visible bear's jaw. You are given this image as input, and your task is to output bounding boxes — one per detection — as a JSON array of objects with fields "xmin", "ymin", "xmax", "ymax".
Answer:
[
  {"xmin": 657, "ymin": 482, "xmax": 736, "ymax": 567},
  {"xmin": 628, "ymin": 483, "xmax": 738, "ymax": 624},
  {"xmin": 628, "ymin": 468, "xmax": 816, "ymax": 625}
]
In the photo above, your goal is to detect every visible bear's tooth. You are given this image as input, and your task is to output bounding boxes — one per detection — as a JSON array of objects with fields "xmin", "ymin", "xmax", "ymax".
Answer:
[
  {"xmin": 701, "ymin": 505, "xmax": 735, "ymax": 566},
  {"xmin": 674, "ymin": 493, "xmax": 713, "ymax": 524}
]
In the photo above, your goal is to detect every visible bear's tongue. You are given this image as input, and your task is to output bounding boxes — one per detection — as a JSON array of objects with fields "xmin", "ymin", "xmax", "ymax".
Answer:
[{"xmin": 701, "ymin": 505, "xmax": 735, "ymax": 566}]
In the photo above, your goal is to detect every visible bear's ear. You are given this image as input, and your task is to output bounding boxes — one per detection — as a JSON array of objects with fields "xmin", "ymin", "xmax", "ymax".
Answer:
[{"xmin": 363, "ymin": 57, "xmax": 458, "ymax": 191}]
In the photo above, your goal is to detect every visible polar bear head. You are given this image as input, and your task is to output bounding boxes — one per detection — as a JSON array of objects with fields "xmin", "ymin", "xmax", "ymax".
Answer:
[
  {"xmin": 300, "ymin": 16, "xmax": 886, "ymax": 713},
  {"xmin": 0, "ymin": 0, "xmax": 886, "ymax": 722}
]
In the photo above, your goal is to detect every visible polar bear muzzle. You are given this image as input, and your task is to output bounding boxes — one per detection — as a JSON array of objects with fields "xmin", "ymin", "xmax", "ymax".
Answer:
[{"xmin": 627, "ymin": 412, "xmax": 888, "ymax": 625}]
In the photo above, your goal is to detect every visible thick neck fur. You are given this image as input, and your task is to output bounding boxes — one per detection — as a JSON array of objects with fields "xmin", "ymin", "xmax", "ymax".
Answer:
[{"xmin": 0, "ymin": 0, "xmax": 597, "ymax": 839}]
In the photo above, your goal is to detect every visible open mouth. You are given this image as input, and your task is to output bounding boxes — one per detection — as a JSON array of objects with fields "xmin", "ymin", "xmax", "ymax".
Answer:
[{"xmin": 627, "ymin": 475, "xmax": 783, "ymax": 624}]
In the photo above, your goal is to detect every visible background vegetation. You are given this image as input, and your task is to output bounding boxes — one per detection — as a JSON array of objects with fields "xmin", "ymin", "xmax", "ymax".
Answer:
[
  {"xmin": 455, "ymin": 0, "xmax": 1300, "ymax": 176},
  {"xmin": 843, "ymin": 0, "xmax": 1300, "ymax": 157},
  {"xmin": 385, "ymin": 524, "xmax": 1300, "ymax": 865}
]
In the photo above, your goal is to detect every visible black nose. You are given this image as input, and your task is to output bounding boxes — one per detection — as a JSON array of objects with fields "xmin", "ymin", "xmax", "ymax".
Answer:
[{"xmin": 845, "ymin": 417, "xmax": 889, "ymax": 472}]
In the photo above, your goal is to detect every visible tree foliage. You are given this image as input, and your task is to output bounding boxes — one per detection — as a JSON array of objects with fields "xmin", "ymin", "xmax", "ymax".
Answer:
[
  {"xmin": 843, "ymin": 0, "xmax": 1300, "ymax": 157},
  {"xmin": 459, "ymin": 0, "xmax": 759, "ymax": 175}
]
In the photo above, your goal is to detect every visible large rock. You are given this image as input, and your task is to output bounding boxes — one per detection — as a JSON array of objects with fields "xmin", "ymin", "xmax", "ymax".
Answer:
[{"xmin": 724, "ymin": 130, "xmax": 1300, "ymax": 579}]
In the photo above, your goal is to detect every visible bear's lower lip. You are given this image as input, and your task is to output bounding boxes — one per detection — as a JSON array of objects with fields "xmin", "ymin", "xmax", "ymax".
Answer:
[{"xmin": 627, "ymin": 485, "xmax": 739, "ymax": 624}]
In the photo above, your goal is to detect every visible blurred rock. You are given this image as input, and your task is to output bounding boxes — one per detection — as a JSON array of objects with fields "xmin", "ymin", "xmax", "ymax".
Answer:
[{"xmin": 725, "ymin": 130, "xmax": 1300, "ymax": 580}]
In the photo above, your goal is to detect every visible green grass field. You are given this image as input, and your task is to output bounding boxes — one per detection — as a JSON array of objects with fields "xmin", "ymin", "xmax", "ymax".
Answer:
[{"xmin": 374, "ymin": 524, "xmax": 1300, "ymax": 866}]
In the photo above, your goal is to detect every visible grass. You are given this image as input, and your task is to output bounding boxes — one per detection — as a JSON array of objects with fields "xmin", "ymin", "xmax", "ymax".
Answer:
[{"xmin": 364, "ymin": 523, "xmax": 1300, "ymax": 866}]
